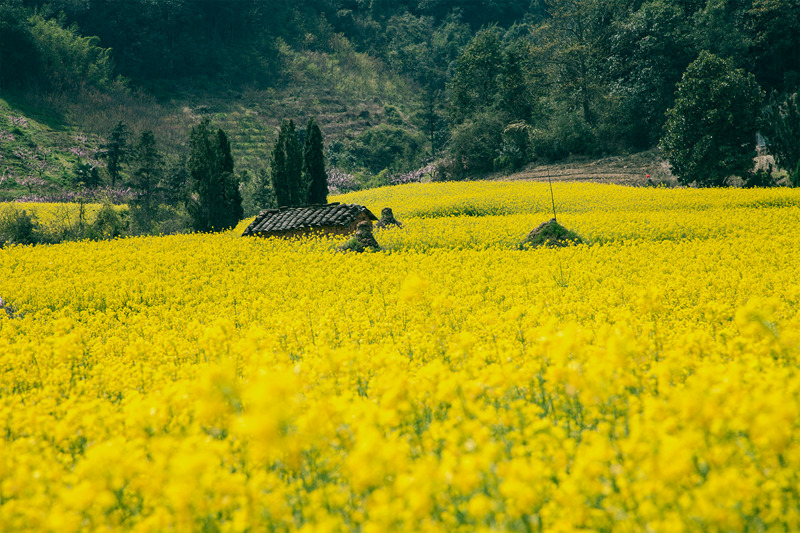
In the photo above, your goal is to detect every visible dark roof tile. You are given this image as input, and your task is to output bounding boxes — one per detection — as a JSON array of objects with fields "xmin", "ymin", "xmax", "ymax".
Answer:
[{"xmin": 242, "ymin": 203, "xmax": 377, "ymax": 236}]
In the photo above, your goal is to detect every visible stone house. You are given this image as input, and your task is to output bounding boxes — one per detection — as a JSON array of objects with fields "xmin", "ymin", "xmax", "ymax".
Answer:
[{"xmin": 241, "ymin": 203, "xmax": 378, "ymax": 239}]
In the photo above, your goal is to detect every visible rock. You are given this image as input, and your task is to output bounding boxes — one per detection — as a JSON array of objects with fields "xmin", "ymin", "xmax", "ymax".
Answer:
[
  {"xmin": 520, "ymin": 218, "xmax": 583, "ymax": 249},
  {"xmin": 338, "ymin": 221, "xmax": 381, "ymax": 253},
  {"xmin": 375, "ymin": 207, "xmax": 403, "ymax": 229}
]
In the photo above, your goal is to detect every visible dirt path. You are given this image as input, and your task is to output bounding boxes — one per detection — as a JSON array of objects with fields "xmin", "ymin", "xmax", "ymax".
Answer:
[
  {"xmin": 496, "ymin": 149, "xmax": 677, "ymax": 187},
  {"xmin": 495, "ymin": 148, "xmax": 782, "ymax": 187}
]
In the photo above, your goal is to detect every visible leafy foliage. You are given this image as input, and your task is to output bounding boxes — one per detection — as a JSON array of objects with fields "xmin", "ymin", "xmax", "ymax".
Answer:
[
  {"xmin": 87, "ymin": 200, "xmax": 127, "ymax": 240},
  {"xmin": 449, "ymin": 28, "xmax": 504, "ymax": 123},
  {"xmin": 346, "ymin": 124, "xmax": 424, "ymax": 176},
  {"xmin": 0, "ymin": 207, "xmax": 40, "ymax": 246},
  {"xmin": 0, "ymin": 4, "xmax": 44, "ymax": 91},
  {"xmin": 608, "ymin": 0, "xmax": 696, "ymax": 148},
  {"xmin": 763, "ymin": 92, "xmax": 800, "ymax": 187},
  {"xmin": 29, "ymin": 13, "xmax": 115, "ymax": 90},
  {"xmin": 660, "ymin": 52, "xmax": 764, "ymax": 187},
  {"xmin": 441, "ymin": 111, "xmax": 504, "ymax": 178}
]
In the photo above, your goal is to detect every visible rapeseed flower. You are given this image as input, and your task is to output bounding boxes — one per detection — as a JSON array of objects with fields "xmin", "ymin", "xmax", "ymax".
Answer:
[{"xmin": 1, "ymin": 182, "xmax": 800, "ymax": 530}]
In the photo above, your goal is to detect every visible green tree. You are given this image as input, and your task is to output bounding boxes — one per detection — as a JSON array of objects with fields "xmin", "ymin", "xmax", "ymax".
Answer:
[
  {"xmin": 660, "ymin": 51, "xmax": 764, "ymax": 187},
  {"xmin": 449, "ymin": 28, "xmax": 503, "ymax": 122},
  {"xmin": 29, "ymin": 12, "xmax": 115, "ymax": 90},
  {"xmin": 100, "ymin": 121, "xmax": 131, "ymax": 187},
  {"xmin": 444, "ymin": 111, "xmax": 505, "ymax": 178},
  {"xmin": 303, "ymin": 118, "xmax": 327, "ymax": 205},
  {"xmin": 0, "ymin": 4, "xmax": 43, "ymax": 91},
  {"xmin": 270, "ymin": 119, "xmax": 305, "ymax": 207},
  {"xmin": 746, "ymin": 0, "xmax": 800, "ymax": 93},
  {"xmin": 218, "ymin": 129, "xmax": 244, "ymax": 225},
  {"xmin": 763, "ymin": 92, "xmax": 800, "ymax": 186},
  {"xmin": 187, "ymin": 119, "xmax": 242, "ymax": 231},
  {"xmin": 347, "ymin": 125, "xmax": 424, "ymax": 175},
  {"xmin": 497, "ymin": 41, "xmax": 539, "ymax": 124},
  {"xmin": 285, "ymin": 122, "xmax": 305, "ymax": 206},
  {"xmin": 129, "ymin": 129, "xmax": 164, "ymax": 232},
  {"xmin": 608, "ymin": 0, "xmax": 696, "ymax": 148},
  {"xmin": 241, "ymin": 168, "xmax": 276, "ymax": 216},
  {"xmin": 383, "ymin": 12, "xmax": 469, "ymax": 157},
  {"xmin": 537, "ymin": 0, "xmax": 615, "ymax": 127},
  {"xmin": 692, "ymin": 0, "xmax": 751, "ymax": 67}
]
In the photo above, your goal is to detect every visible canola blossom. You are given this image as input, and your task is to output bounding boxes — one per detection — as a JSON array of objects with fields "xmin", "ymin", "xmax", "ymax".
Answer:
[
  {"xmin": 2, "ymin": 182, "xmax": 800, "ymax": 532},
  {"xmin": 0, "ymin": 202, "xmax": 118, "ymax": 233}
]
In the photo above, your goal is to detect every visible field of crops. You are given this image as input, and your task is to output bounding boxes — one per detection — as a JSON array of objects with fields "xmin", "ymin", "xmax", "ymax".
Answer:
[{"xmin": 2, "ymin": 181, "xmax": 800, "ymax": 532}]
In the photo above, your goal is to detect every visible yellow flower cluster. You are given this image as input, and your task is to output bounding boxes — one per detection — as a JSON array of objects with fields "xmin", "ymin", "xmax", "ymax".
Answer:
[
  {"xmin": 1, "ymin": 202, "xmax": 112, "ymax": 228},
  {"xmin": 2, "ymin": 182, "xmax": 800, "ymax": 531}
]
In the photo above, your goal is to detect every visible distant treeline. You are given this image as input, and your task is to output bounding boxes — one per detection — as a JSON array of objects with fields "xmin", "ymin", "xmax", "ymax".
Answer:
[{"xmin": 1, "ymin": 0, "xmax": 799, "ymax": 180}]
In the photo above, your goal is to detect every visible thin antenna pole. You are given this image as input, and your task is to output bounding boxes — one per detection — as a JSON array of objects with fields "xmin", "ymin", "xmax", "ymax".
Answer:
[
  {"xmin": 547, "ymin": 169, "xmax": 557, "ymax": 223},
  {"xmin": 547, "ymin": 168, "xmax": 567, "ymax": 286}
]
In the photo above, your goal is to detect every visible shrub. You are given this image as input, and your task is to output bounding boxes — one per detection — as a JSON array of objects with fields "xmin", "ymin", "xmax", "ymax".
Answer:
[
  {"xmin": 743, "ymin": 166, "xmax": 776, "ymax": 188},
  {"xmin": 347, "ymin": 125, "xmax": 424, "ymax": 175},
  {"xmin": 72, "ymin": 162, "xmax": 102, "ymax": 188},
  {"xmin": 443, "ymin": 111, "xmax": 504, "ymax": 178},
  {"xmin": 0, "ymin": 207, "xmax": 40, "ymax": 246},
  {"xmin": 494, "ymin": 122, "xmax": 532, "ymax": 171},
  {"xmin": 87, "ymin": 201, "xmax": 128, "ymax": 240},
  {"xmin": 530, "ymin": 108, "xmax": 595, "ymax": 161}
]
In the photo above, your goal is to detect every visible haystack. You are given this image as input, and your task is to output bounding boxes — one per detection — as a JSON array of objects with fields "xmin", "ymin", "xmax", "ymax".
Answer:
[{"xmin": 520, "ymin": 218, "xmax": 583, "ymax": 249}]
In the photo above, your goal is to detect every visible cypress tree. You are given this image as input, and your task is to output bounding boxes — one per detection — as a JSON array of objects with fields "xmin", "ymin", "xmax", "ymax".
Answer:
[
  {"xmin": 270, "ymin": 119, "xmax": 303, "ymax": 206},
  {"xmin": 216, "ymin": 129, "xmax": 243, "ymax": 228},
  {"xmin": 303, "ymin": 117, "xmax": 327, "ymax": 205},
  {"xmin": 187, "ymin": 119, "xmax": 242, "ymax": 231},
  {"xmin": 284, "ymin": 120, "xmax": 304, "ymax": 206},
  {"xmin": 270, "ymin": 121, "xmax": 290, "ymax": 207}
]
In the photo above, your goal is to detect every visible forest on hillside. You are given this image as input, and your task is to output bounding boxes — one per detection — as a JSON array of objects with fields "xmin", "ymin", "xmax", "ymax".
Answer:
[{"xmin": 1, "ymin": 0, "xmax": 799, "ymax": 234}]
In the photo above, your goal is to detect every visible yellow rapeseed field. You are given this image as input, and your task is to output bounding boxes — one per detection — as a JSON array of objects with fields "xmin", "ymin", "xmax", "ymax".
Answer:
[
  {"xmin": 2, "ymin": 182, "xmax": 800, "ymax": 532},
  {"xmin": 0, "ymin": 202, "xmax": 112, "ymax": 230}
]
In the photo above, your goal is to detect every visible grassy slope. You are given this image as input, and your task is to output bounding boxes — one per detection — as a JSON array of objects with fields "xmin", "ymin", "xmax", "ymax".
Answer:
[
  {"xmin": 0, "ymin": 96, "xmax": 103, "ymax": 200},
  {"xmin": 0, "ymin": 40, "xmax": 418, "ymax": 200}
]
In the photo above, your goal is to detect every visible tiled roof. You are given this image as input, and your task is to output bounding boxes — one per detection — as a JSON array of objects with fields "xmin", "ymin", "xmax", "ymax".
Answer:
[{"xmin": 242, "ymin": 203, "xmax": 377, "ymax": 236}]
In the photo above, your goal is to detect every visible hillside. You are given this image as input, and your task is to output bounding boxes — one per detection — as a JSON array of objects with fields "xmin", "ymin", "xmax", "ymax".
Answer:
[
  {"xmin": 0, "ymin": 49, "xmax": 419, "ymax": 202},
  {"xmin": 1, "ymin": 0, "xmax": 798, "ymax": 209}
]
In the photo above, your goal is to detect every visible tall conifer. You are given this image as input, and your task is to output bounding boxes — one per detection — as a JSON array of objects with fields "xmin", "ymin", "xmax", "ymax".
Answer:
[
  {"xmin": 303, "ymin": 117, "xmax": 327, "ymax": 205},
  {"xmin": 100, "ymin": 121, "xmax": 131, "ymax": 187},
  {"xmin": 270, "ymin": 121, "xmax": 290, "ymax": 207},
  {"xmin": 217, "ymin": 129, "xmax": 243, "ymax": 227},
  {"xmin": 187, "ymin": 119, "xmax": 242, "ymax": 231},
  {"xmin": 285, "ymin": 121, "xmax": 304, "ymax": 206},
  {"xmin": 130, "ymin": 129, "xmax": 163, "ymax": 232},
  {"xmin": 270, "ymin": 119, "xmax": 304, "ymax": 206}
]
